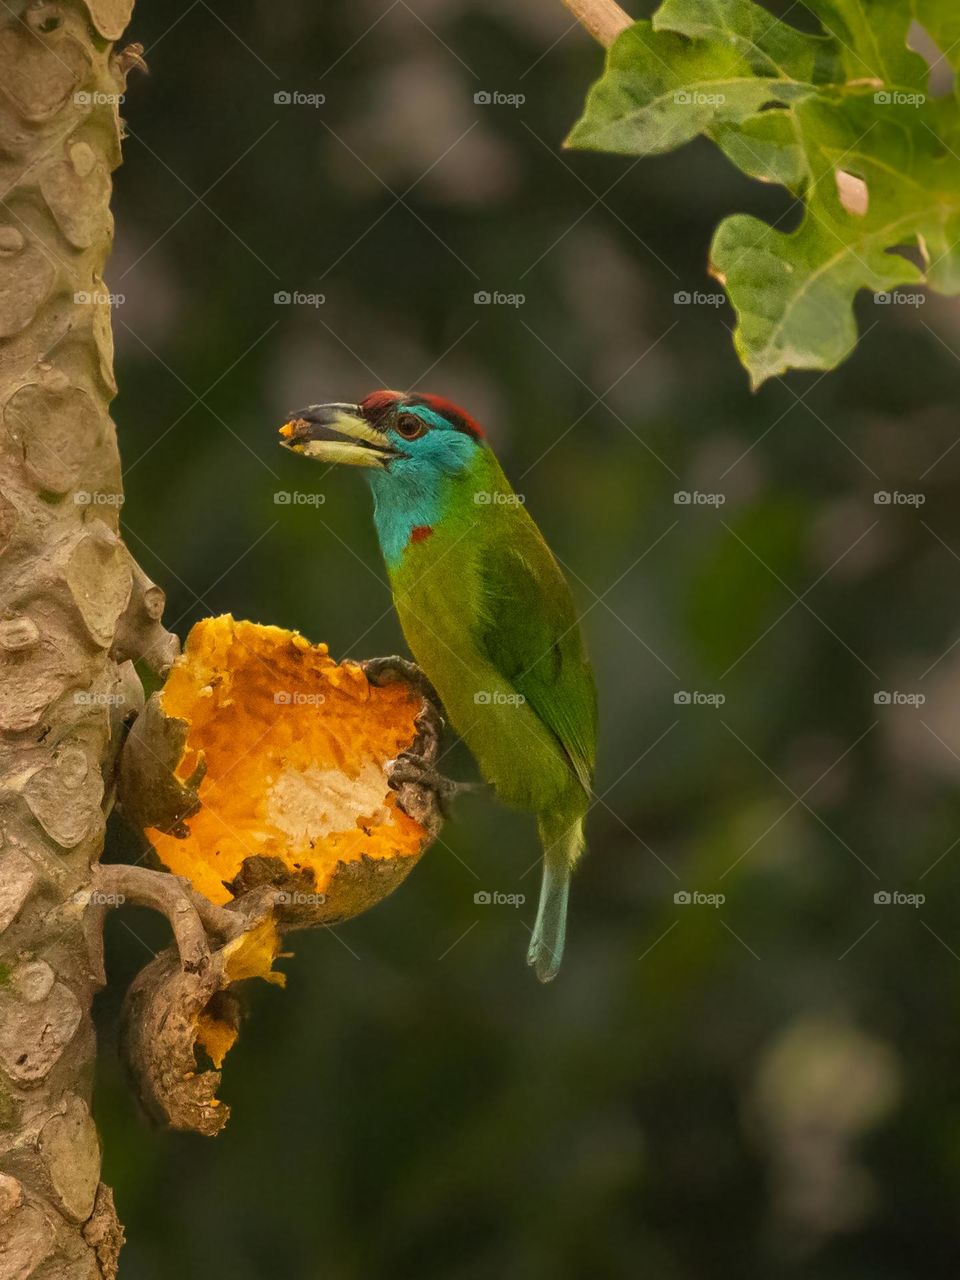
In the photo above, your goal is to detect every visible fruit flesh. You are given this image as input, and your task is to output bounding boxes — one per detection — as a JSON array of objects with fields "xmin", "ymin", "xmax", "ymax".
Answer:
[{"xmin": 148, "ymin": 616, "xmax": 427, "ymax": 906}]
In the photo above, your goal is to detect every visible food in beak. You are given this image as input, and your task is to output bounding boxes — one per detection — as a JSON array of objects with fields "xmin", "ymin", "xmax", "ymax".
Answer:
[{"xmin": 277, "ymin": 404, "xmax": 399, "ymax": 468}]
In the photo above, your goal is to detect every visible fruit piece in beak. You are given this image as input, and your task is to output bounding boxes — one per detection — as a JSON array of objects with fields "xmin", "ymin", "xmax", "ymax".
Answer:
[{"xmin": 279, "ymin": 403, "xmax": 399, "ymax": 469}]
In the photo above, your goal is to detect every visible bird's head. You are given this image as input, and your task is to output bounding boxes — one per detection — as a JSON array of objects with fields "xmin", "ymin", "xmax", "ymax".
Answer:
[{"xmin": 279, "ymin": 390, "xmax": 486, "ymax": 485}]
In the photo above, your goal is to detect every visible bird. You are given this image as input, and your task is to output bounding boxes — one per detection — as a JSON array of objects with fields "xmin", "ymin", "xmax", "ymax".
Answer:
[{"xmin": 279, "ymin": 390, "xmax": 597, "ymax": 981}]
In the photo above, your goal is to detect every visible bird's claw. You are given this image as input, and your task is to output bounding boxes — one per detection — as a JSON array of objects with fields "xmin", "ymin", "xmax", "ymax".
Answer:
[
  {"xmin": 361, "ymin": 656, "xmax": 442, "ymax": 712},
  {"xmin": 387, "ymin": 751, "xmax": 479, "ymax": 820}
]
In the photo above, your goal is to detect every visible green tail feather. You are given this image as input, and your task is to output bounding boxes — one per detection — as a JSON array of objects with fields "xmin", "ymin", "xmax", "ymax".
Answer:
[{"xmin": 527, "ymin": 817, "xmax": 584, "ymax": 983}]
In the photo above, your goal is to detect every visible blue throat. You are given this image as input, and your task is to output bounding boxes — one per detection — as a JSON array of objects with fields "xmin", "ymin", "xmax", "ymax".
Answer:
[
  {"xmin": 368, "ymin": 465, "xmax": 447, "ymax": 569},
  {"xmin": 367, "ymin": 425, "xmax": 478, "ymax": 568}
]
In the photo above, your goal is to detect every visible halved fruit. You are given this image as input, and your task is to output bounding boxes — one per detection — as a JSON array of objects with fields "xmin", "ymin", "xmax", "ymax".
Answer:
[{"xmin": 120, "ymin": 615, "xmax": 439, "ymax": 927}]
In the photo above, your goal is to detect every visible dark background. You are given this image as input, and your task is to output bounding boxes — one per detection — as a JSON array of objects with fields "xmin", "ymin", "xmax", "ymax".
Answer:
[{"xmin": 97, "ymin": 1, "xmax": 960, "ymax": 1276}]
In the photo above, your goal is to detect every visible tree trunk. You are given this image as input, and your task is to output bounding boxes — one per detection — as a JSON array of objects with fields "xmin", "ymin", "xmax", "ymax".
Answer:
[
  {"xmin": 0, "ymin": 8, "xmax": 447, "ymax": 1276},
  {"xmin": 0, "ymin": 2, "xmax": 172, "ymax": 1275}
]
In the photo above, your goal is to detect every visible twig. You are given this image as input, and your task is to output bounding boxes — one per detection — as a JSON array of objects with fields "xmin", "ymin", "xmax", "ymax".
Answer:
[
  {"xmin": 561, "ymin": 0, "xmax": 632, "ymax": 47},
  {"xmin": 93, "ymin": 864, "xmax": 211, "ymax": 972},
  {"xmin": 189, "ymin": 886, "xmax": 266, "ymax": 940}
]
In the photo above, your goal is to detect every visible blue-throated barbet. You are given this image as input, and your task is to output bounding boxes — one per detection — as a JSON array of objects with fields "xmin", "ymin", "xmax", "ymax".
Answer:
[{"xmin": 279, "ymin": 390, "xmax": 597, "ymax": 981}]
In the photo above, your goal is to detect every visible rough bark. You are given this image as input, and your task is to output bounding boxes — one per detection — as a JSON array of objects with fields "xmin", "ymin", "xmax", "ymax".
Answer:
[{"xmin": 0, "ymin": 2, "xmax": 167, "ymax": 1275}]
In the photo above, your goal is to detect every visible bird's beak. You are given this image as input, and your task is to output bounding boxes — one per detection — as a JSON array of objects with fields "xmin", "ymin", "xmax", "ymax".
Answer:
[{"xmin": 278, "ymin": 403, "xmax": 399, "ymax": 469}]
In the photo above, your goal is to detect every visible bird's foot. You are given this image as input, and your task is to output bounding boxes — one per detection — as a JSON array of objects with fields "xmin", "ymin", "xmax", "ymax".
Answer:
[
  {"xmin": 362, "ymin": 656, "xmax": 446, "ymax": 765},
  {"xmin": 387, "ymin": 751, "xmax": 483, "ymax": 820},
  {"xmin": 361, "ymin": 656, "xmax": 442, "ymax": 713}
]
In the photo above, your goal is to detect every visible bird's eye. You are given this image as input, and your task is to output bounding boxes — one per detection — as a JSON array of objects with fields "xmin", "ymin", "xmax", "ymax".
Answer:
[{"xmin": 395, "ymin": 413, "xmax": 427, "ymax": 441}]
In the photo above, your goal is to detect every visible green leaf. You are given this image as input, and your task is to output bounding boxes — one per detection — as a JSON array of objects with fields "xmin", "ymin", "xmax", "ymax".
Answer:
[
  {"xmin": 710, "ymin": 111, "xmax": 807, "ymax": 190},
  {"xmin": 654, "ymin": 0, "xmax": 842, "ymax": 81},
  {"xmin": 804, "ymin": 0, "xmax": 926, "ymax": 87},
  {"xmin": 566, "ymin": 0, "xmax": 960, "ymax": 386},
  {"xmin": 565, "ymin": 18, "xmax": 824, "ymax": 156}
]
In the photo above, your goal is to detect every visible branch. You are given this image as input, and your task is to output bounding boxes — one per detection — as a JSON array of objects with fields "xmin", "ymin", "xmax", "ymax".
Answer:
[
  {"xmin": 88, "ymin": 864, "xmax": 275, "ymax": 980},
  {"xmin": 93, "ymin": 865, "xmax": 212, "ymax": 972},
  {"xmin": 562, "ymin": 0, "xmax": 632, "ymax": 47}
]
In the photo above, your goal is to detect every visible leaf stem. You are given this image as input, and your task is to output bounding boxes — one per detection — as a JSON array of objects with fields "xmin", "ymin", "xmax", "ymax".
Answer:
[{"xmin": 561, "ymin": 0, "xmax": 633, "ymax": 48}]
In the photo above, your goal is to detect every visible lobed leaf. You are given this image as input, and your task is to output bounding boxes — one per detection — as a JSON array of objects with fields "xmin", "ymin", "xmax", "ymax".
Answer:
[{"xmin": 567, "ymin": 0, "xmax": 960, "ymax": 386}]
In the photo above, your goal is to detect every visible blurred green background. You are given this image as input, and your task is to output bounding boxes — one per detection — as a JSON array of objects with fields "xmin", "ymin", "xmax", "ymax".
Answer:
[{"xmin": 96, "ymin": 1, "xmax": 960, "ymax": 1276}]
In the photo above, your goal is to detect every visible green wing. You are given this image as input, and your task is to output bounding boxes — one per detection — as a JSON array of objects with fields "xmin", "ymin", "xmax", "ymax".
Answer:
[{"xmin": 475, "ymin": 515, "xmax": 597, "ymax": 795}]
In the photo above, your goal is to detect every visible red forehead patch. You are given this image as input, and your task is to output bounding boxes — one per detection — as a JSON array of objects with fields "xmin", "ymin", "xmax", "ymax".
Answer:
[
  {"xmin": 359, "ymin": 389, "xmax": 403, "ymax": 420},
  {"xmin": 358, "ymin": 389, "xmax": 485, "ymax": 439},
  {"xmin": 417, "ymin": 394, "xmax": 485, "ymax": 439}
]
